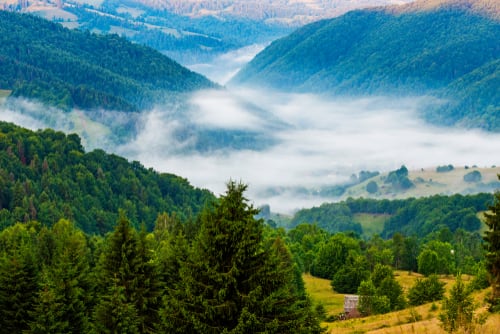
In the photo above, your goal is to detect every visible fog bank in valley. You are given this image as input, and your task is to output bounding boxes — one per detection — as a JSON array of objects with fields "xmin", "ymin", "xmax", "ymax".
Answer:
[
  {"xmin": 1, "ymin": 89, "xmax": 499, "ymax": 213},
  {"xmin": 119, "ymin": 88, "xmax": 500, "ymax": 213}
]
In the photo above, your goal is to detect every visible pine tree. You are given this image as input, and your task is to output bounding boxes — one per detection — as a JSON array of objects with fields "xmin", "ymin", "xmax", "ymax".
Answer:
[
  {"xmin": 0, "ymin": 246, "xmax": 39, "ymax": 333},
  {"xmin": 161, "ymin": 181, "xmax": 323, "ymax": 333},
  {"xmin": 484, "ymin": 186, "xmax": 500, "ymax": 309},
  {"xmin": 0, "ymin": 223, "xmax": 39, "ymax": 334},
  {"xmin": 29, "ymin": 219, "xmax": 92, "ymax": 333},
  {"xmin": 93, "ymin": 212, "xmax": 160, "ymax": 333}
]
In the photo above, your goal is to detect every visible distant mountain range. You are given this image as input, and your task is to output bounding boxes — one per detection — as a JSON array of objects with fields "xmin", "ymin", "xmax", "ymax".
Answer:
[
  {"xmin": 0, "ymin": 10, "xmax": 215, "ymax": 112},
  {"xmin": 232, "ymin": 0, "xmax": 499, "ymax": 131},
  {"xmin": 0, "ymin": 0, "xmax": 414, "ymax": 64}
]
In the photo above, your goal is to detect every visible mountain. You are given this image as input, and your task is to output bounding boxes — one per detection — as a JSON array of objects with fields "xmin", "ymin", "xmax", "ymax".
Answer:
[
  {"xmin": 0, "ymin": 10, "xmax": 215, "ymax": 112},
  {"xmin": 0, "ymin": 0, "xmax": 413, "ymax": 65},
  {"xmin": 0, "ymin": 121, "xmax": 214, "ymax": 234},
  {"xmin": 231, "ymin": 0, "xmax": 500, "ymax": 131}
]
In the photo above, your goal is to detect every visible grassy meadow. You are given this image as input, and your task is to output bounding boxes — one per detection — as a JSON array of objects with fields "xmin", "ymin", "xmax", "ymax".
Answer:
[{"xmin": 304, "ymin": 271, "xmax": 500, "ymax": 333}]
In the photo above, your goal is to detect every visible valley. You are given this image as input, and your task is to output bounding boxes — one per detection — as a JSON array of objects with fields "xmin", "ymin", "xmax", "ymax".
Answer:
[{"xmin": 0, "ymin": 1, "xmax": 499, "ymax": 333}]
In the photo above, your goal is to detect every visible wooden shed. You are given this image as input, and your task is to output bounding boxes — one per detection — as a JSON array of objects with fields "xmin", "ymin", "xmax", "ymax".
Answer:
[{"xmin": 344, "ymin": 295, "xmax": 361, "ymax": 318}]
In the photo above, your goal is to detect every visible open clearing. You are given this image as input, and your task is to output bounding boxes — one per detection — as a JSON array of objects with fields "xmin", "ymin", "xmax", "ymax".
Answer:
[{"xmin": 304, "ymin": 271, "xmax": 500, "ymax": 333}]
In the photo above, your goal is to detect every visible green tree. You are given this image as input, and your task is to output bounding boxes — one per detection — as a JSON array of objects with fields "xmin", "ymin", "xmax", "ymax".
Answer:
[
  {"xmin": 161, "ymin": 181, "xmax": 323, "ymax": 333},
  {"xmin": 407, "ymin": 274, "xmax": 445, "ymax": 306},
  {"xmin": 0, "ymin": 223, "xmax": 39, "ymax": 334},
  {"xmin": 439, "ymin": 276, "xmax": 476, "ymax": 333},
  {"xmin": 331, "ymin": 252, "xmax": 369, "ymax": 294},
  {"xmin": 0, "ymin": 245, "xmax": 39, "ymax": 333},
  {"xmin": 29, "ymin": 219, "xmax": 92, "ymax": 333},
  {"xmin": 93, "ymin": 212, "xmax": 160, "ymax": 333},
  {"xmin": 484, "ymin": 186, "xmax": 500, "ymax": 309}
]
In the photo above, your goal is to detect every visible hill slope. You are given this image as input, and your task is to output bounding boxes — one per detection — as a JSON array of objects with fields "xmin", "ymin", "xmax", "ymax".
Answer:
[
  {"xmin": 0, "ymin": 121, "xmax": 214, "ymax": 234},
  {"xmin": 0, "ymin": 10, "xmax": 215, "ymax": 111},
  {"xmin": 231, "ymin": 0, "xmax": 499, "ymax": 131}
]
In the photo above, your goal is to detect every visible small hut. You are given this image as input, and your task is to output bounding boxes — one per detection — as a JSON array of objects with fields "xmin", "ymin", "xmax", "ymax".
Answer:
[{"xmin": 344, "ymin": 295, "xmax": 361, "ymax": 318}]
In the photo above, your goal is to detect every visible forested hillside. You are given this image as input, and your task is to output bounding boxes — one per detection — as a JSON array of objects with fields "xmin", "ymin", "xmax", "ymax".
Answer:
[
  {"xmin": 0, "ymin": 182, "xmax": 323, "ymax": 333},
  {"xmin": 0, "ymin": 10, "xmax": 215, "ymax": 111},
  {"xmin": 232, "ymin": 0, "xmax": 500, "ymax": 131},
  {"xmin": 0, "ymin": 121, "xmax": 214, "ymax": 234},
  {"xmin": 286, "ymin": 193, "xmax": 493, "ymax": 236}
]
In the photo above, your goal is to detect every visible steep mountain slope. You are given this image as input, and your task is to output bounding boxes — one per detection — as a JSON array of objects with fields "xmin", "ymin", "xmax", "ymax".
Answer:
[
  {"xmin": 231, "ymin": 0, "xmax": 499, "ymax": 131},
  {"xmin": 0, "ymin": 121, "xmax": 214, "ymax": 234},
  {"xmin": 0, "ymin": 10, "xmax": 215, "ymax": 111}
]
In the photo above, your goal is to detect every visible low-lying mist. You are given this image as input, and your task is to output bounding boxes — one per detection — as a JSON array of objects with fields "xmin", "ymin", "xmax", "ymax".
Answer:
[{"xmin": 3, "ymin": 88, "xmax": 498, "ymax": 214}]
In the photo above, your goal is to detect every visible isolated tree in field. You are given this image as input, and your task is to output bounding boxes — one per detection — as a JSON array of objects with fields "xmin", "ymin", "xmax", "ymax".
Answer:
[
  {"xmin": 439, "ymin": 276, "xmax": 475, "ymax": 333},
  {"xmin": 408, "ymin": 274, "xmax": 445, "ymax": 306},
  {"xmin": 484, "ymin": 185, "xmax": 500, "ymax": 309},
  {"xmin": 161, "ymin": 181, "xmax": 323, "ymax": 333}
]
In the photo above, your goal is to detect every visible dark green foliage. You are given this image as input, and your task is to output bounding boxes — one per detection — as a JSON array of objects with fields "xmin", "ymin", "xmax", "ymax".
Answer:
[
  {"xmin": 93, "ymin": 213, "xmax": 161, "ymax": 333},
  {"xmin": 0, "ymin": 244, "xmax": 39, "ymax": 333},
  {"xmin": 0, "ymin": 122, "xmax": 214, "ymax": 233},
  {"xmin": 29, "ymin": 219, "xmax": 93, "ymax": 333},
  {"xmin": 484, "ymin": 183, "xmax": 500, "ymax": 309},
  {"xmin": 232, "ymin": 7, "xmax": 500, "ymax": 131},
  {"xmin": 357, "ymin": 264, "xmax": 405, "ymax": 315},
  {"xmin": 463, "ymin": 170, "xmax": 482, "ymax": 182},
  {"xmin": 437, "ymin": 165, "xmax": 455, "ymax": 173},
  {"xmin": 290, "ymin": 203, "xmax": 362, "ymax": 234},
  {"xmin": 384, "ymin": 165, "xmax": 414, "ymax": 190},
  {"xmin": 382, "ymin": 194, "xmax": 490, "ymax": 237},
  {"xmin": 161, "ymin": 181, "xmax": 323, "ymax": 333},
  {"xmin": 311, "ymin": 233, "xmax": 361, "ymax": 279},
  {"xmin": 0, "ymin": 10, "xmax": 215, "ymax": 111},
  {"xmin": 331, "ymin": 252, "xmax": 370, "ymax": 294},
  {"xmin": 366, "ymin": 180, "xmax": 379, "ymax": 194},
  {"xmin": 418, "ymin": 241, "xmax": 455, "ymax": 275},
  {"xmin": 408, "ymin": 275, "xmax": 446, "ymax": 306}
]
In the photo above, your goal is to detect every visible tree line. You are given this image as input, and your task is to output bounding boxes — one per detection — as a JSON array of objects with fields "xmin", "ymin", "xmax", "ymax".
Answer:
[{"xmin": 0, "ymin": 182, "xmax": 324, "ymax": 333}]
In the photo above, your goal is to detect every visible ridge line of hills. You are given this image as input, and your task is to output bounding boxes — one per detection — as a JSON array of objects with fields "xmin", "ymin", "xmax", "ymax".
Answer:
[
  {"xmin": 0, "ymin": 10, "xmax": 217, "ymax": 112},
  {"xmin": 231, "ymin": 0, "xmax": 499, "ymax": 132}
]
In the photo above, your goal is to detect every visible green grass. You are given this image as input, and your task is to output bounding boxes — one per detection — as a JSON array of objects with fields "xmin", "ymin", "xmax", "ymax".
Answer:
[
  {"xmin": 303, "ymin": 274, "xmax": 344, "ymax": 316},
  {"xmin": 353, "ymin": 213, "xmax": 390, "ymax": 238}
]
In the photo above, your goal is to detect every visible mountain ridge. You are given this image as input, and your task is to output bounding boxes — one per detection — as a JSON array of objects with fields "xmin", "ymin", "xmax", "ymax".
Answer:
[
  {"xmin": 231, "ymin": 0, "xmax": 499, "ymax": 131},
  {"xmin": 0, "ymin": 10, "xmax": 216, "ymax": 111}
]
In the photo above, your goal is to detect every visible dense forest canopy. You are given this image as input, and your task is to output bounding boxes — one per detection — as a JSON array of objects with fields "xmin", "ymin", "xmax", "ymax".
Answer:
[
  {"xmin": 0, "ymin": 10, "xmax": 216, "ymax": 111},
  {"xmin": 0, "ymin": 121, "xmax": 214, "ymax": 234}
]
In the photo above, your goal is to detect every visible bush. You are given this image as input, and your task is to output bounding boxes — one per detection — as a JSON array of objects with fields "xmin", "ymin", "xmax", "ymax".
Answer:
[
  {"xmin": 463, "ymin": 170, "xmax": 482, "ymax": 182},
  {"xmin": 408, "ymin": 275, "xmax": 445, "ymax": 306},
  {"xmin": 366, "ymin": 181, "xmax": 379, "ymax": 194}
]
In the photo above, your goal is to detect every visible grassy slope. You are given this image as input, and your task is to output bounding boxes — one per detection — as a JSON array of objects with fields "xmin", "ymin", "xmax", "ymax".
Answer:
[
  {"xmin": 353, "ymin": 213, "xmax": 389, "ymax": 238},
  {"xmin": 342, "ymin": 166, "xmax": 500, "ymax": 200},
  {"xmin": 305, "ymin": 272, "xmax": 500, "ymax": 333},
  {"xmin": 0, "ymin": 89, "xmax": 11, "ymax": 99}
]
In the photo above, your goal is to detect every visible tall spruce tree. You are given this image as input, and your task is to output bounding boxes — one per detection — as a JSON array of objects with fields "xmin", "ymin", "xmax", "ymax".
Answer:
[
  {"xmin": 484, "ymin": 183, "xmax": 500, "ymax": 309},
  {"xmin": 0, "ymin": 245, "xmax": 39, "ymax": 333},
  {"xmin": 0, "ymin": 223, "xmax": 39, "ymax": 334},
  {"xmin": 161, "ymin": 181, "xmax": 323, "ymax": 333},
  {"xmin": 29, "ymin": 219, "xmax": 92, "ymax": 333},
  {"xmin": 93, "ymin": 212, "xmax": 160, "ymax": 333}
]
